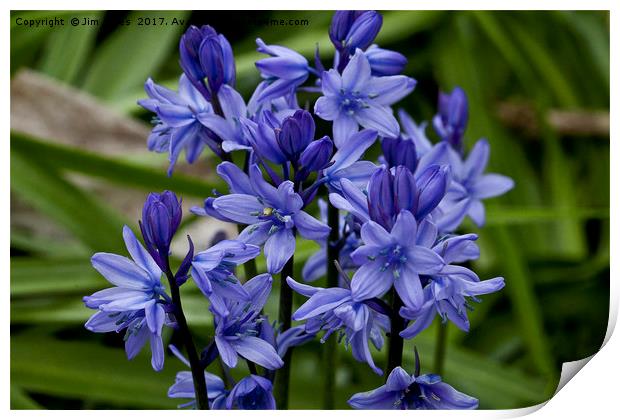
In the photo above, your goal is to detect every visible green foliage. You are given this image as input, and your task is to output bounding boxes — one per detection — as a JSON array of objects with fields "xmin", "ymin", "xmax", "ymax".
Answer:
[{"xmin": 10, "ymin": 10, "xmax": 609, "ymax": 410}]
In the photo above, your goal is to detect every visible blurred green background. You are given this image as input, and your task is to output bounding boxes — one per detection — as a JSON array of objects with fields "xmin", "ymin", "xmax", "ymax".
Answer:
[{"xmin": 10, "ymin": 10, "xmax": 609, "ymax": 409}]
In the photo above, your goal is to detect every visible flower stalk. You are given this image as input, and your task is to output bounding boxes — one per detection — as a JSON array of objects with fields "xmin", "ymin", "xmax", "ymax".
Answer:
[
  {"xmin": 434, "ymin": 321, "xmax": 448, "ymax": 375},
  {"xmin": 385, "ymin": 290, "xmax": 405, "ymax": 377},
  {"xmin": 274, "ymin": 243, "xmax": 295, "ymax": 409},
  {"xmin": 323, "ymin": 201, "xmax": 340, "ymax": 409},
  {"xmin": 164, "ymin": 266, "xmax": 209, "ymax": 410}
]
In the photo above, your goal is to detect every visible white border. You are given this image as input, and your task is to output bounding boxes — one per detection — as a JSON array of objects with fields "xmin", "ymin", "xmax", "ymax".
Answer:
[{"xmin": 3, "ymin": 1, "xmax": 616, "ymax": 419}]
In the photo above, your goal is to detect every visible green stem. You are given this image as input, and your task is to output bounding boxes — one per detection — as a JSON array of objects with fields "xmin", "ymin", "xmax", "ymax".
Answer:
[
  {"xmin": 434, "ymin": 321, "xmax": 448, "ymax": 375},
  {"xmin": 323, "ymin": 202, "xmax": 341, "ymax": 409},
  {"xmin": 386, "ymin": 290, "xmax": 405, "ymax": 377},
  {"xmin": 164, "ymin": 267, "xmax": 209, "ymax": 410},
  {"xmin": 274, "ymin": 248, "xmax": 295, "ymax": 409}
]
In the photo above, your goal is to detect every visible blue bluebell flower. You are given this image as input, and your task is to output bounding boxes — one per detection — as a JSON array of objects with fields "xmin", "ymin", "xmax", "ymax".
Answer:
[
  {"xmin": 315, "ymin": 49, "xmax": 416, "ymax": 147},
  {"xmin": 298, "ymin": 136, "xmax": 334, "ymax": 179},
  {"xmin": 139, "ymin": 75, "xmax": 221, "ymax": 174},
  {"xmin": 288, "ymin": 277, "xmax": 389, "ymax": 375},
  {"xmin": 433, "ymin": 86, "xmax": 469, "ymax": 153},
  {"xmin": 167, "ymin": 345, "xmax": 228, "ymax": 409},
  {"xmin": 399, "ymin": 233, "xmax": 505, "ymax": 338},
  {"xmin": 179, "ymin": 25, "xmax": 235, "ymax": 100},
  {"xmin": 211, "ymin": 164, "xmax": 330, "ymax": 273},
  {"xmin": 348, "ymin": 366, "xmax": 478, "ymax": 409},
  {"xmin": 350, "ymin": 210, "xmax": 445, "ymax": 309},
  {"xmin": 197, "ymin": 84, "xmax": 252, "ymax": 152},
  {"xmin": 364, "ymin": 44, "xmax": 408, "ymax": 76},
  {"xmin": 381, "ymin": 135, "xmax": 418, "ymax": 172},
  {"xmin": 139, "ymin": 191, "xmax": 182, "ymax": 271},
  {"xmin": 226, "ymin": 375, "xmax": 276, "ymax": 410},
  {"xmin": 253, "ymin": 38, "xmax": 309, "ymax": 104},
  {"xmin": 191, "ymin": 239, "xmax": 261, "ymax": 316},
  {"xmin": 435, "ymin": 139, "xmax": 515, "ymax": 232},
  {"xmin": 322, "ymin": 129, "xmax": 378, "ymax": 193},
  {"xmin": 84, "ymin": 226, "xmax": 169, "ymax": 370},
  {"xmin": 212, "ymin": 273, "xmax": 283, "ymax": 370}
]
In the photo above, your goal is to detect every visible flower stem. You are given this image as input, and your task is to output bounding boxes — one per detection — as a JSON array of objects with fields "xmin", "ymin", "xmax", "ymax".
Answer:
[
  {"xmin": 323, "ymin": 202, "xmax": 340, "ymax": 409},
  {"xmin": 274, "ymin": 247, "xmax": 295, "ymax": 409},
  {"xmin": 434, "ymin": 321, "xmax": 448, "ymax": 375},
  {"xmin": 386, "ymin": 290, "xmax": 405, "ymax": 376},
  {"xmin": 164, "ymin": 268, "xmax": 209, "ymax": 410}
]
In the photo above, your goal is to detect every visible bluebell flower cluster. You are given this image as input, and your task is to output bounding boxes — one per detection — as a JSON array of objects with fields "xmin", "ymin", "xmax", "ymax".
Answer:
[{"xmin": 85, "ymin": 9, "xmax": 515, "ymax": 410}]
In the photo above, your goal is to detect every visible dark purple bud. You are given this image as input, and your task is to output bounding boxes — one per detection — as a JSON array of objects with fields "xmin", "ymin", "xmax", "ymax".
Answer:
[
  {"xmin": 300, "ymin": 136, "xmax": 333, "ymax": 173},
  {"xmin": 415, "ymin": 165, "xmax": 450, "ymax": 220},
  {"xmin": 200, "ymin": 340, "xmax": 220, "ymax": 368},
  {"xmin": 179, "ymin": 25, "xmax": 235, "ymax": 100},
  {"xmin": 345, "ymin": 11, "xmax": 383, "ymax": 53},
  {"xmin": 381, "ymin": 136, "xmax": 417, "ymax": 172},
  {"xmin": 277, "ymin": 110, "xmax": 315, "ymax": 160},
  {"xmin": 140, "ymin": 191, "xmax": 182, "ymax": 270},
  {"xmin": 175, "ymin": 235, "xmax": 194, "ymax": 286},
  {"xmin": 433, "ymin": 86, "xmax": 468, "ymax": 153},
  {"xmin": 367, "ymin": 167, "xmax": 395, "ymax": 230},
  {"xmin": 365, "ymin": 45, "xmax": 408, "ymax": 76},
  {"xmin": 329, "ymin": 11, "xmax": 360, "ymax": 50},
  {"xmin": 393, "ymin": 166, "xmax": 418, "ymax": 215}
]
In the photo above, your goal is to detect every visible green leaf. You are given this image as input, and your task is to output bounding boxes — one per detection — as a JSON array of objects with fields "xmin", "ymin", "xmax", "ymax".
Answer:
[
  {"xmin": 38, "ymin": 12, "xmax": 102, "ymax": 84},
  {"xmin": 82, "ymin": 11, "xmax": 189, "ymax": 100},
  {"xmin": 11, "ymin": 131, "xmax": 223, "ymax": 197},
  {"xmin": 11, "ymin": 334, "xmax": 183, "ymax": 408},
  {"xmin": 10, "ymin": 147, "xmax": 126, "ymax": 252},
  {"xmin": 11, "ymin": 385, "xmax": 43, "ymax": 409}
]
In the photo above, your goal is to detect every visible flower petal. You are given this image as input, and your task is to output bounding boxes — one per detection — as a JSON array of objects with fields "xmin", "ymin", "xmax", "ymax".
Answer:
[
  {"xmin": 212, "ymin": 194, "xmax": 262, "ymax": 224},
  {"xmin": 265, "ymin": 228, "xmax": 295, "ymax": 274},
  {"xmin": 91, "ymin": 253, "xmax": 150, "ymax": 289},
  {"xmin": 351, "ymin": 261, "xmax": 393, "ymax": 302},
  {"xmin": 293, "ymin": 211, "xmax": 330, "ymax": 240},
  {"xmin": 232, "ymin": 336, "xmax": 284, "ymax": 370}
]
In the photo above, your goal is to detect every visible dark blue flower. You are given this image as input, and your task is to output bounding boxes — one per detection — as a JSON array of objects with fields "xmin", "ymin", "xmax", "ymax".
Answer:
[
  {"xmin": 433, "ymin": 86, "xmax": 469, "ymax": 153},
  {"xmin": 315, "ymin": 50, "xmax": 416, "ymax": 147},
  {"xmin": 138, "ymin": 75, "xmax": 221, "ymax": 174},
  {"xmin": 84, "ymin": 226, "xmax": 169, "ymax": 371},
  {"xmin": 191, "ymin": 239, "xmax": 261, "ymax": 316},
  {"xmin": 167, "ymin": 345, "xmax": 228, "ymax": 409},
  {"xmin": 288, "ymin": 277, "xmax": 389, "ymax": 375},
  {"xmin": 381, "ymin": 135, "xmax": 418, "ymax": 172},
  {"xmin": 299, "ymin": 136, "xmax": 334, "ymax": 177},
  {"xmin": 253, "ymin": 38, "xmax": 309, "ymax": 104},
  {"xmin": 139, "ymin": 191, "xmax": 182, "ymax": 270},
  {"xmin": 211, "ymin": 164, "xmax": 330, "ymax": 273},
  {"xmin": 348, "ymin": 366, "xmax": 478, "ymax": 409},
  {"xmin": 179, "ymin": 25, "xmax": 235, "ymax": 100},
  {"xmin": 364, "ymin": 44, "xmax": 408, "ymax": 76},
  {"xmin": 211, "ymin": 274, "xmax": 284, "ymax": 370},
  {"xmin": 330, "ymin": 11, "xmax": 382, "ymax": 70},
  {"xmin": 226, "ymin": 375, "xmax": 276, "ymax": 410}
]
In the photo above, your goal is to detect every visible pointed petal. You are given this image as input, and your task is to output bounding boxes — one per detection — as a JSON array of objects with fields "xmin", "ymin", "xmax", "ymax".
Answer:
[{"xmin": 265, "ymin": 228, "xmax": 295, "ymax": 274}]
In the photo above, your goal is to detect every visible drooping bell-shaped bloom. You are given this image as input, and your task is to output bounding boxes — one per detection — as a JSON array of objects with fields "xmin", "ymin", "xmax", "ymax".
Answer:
[
  {"xmin": 253, "ymin": 38, "xmax": 309, "ymax": 105},
  {"xmin": 84, "ymin": 226, "xmax": 169, "ymax": 371},
  {"xmin": 211, "ymin": 164, "xmax": 330, "ymax": 273},
  {"xmin": 315, "ymin": 50, "xmax": 416, "ymax": 147},
  {"xmin": 211, "ymin": 274, "xmax": 284, "ymax": 370},
  {"xmin": 399, "ymin": 232, "xmax": 505, "ymax": 338},
  {"xmin": 364, "ymin": 44, "xmax": 408, "ymax": 76},
  {"xmin": 226, "ymin": 375, "xmax": 276, "ymax": 410},
  {"xmin": 139, "ymin": 191, "xmax": 182, "ymax": 271},
  {"xmin": 433, "ymin": 86, "xmax": 469, "ymax": 153},
  {"xmin": 348, "ymin": 366, "xmax": 478, "ymax": 409},
  {"xmin": 288, "ymin": 277, "xmax": 390, "ymax": 375},
  {"xmin": 435, "ymin": 138, "xmax": 515, "ymax": 232},
  {"xmin": 167, "ymin": 345, "xmax": 228, "ymax": 409},
  {"xmin": 139, "ymin": 75, "xmax": 222, "ymax": 174},
  {"xmin": 191, "ymin": 239, "xmax": 261, "ymax": 316},
  {"xmin": 350, "ymin": 210, "xmax": 445, "ymax": 309},
  {"xmin": 179, "ymin": 25, "xmax": 235, "ymax": 100}
]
